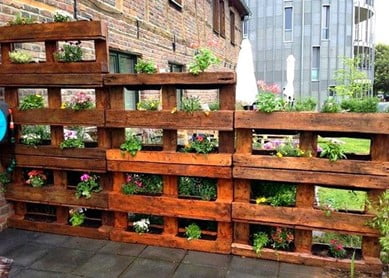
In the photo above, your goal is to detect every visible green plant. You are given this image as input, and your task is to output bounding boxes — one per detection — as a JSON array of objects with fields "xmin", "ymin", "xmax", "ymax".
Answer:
[
  {"xmin": 135, "ymin": 59, "xmax": 157, "ymax": 74},
  {"xmin": 329, "ymin": 239, "xmax": 347, "ymax": 258},
  {"xmin": 60, "ymin": 129, "xmax": 85, "ymax": 149},
  {"xmin": 270, "ymin": 227, "xmax": 294, "ymax": 250},
  {"xmin": 26, "ymin": 170, "xmax": 47, "ymax": 187},
  {"xmin": 367, "ymin": 191, "xmax": 389, "ymax": 264},
  {"xmin": 183, "ymin": 135, "xmax": 216, "ymax": 154},
  {"xmin": 54, "ymin": 42, "xmax": 83, "ymax": 62},
  {"xmin": 64, "ymin": 92, "xmax": 94, "ymax": 110},
  {"xmin": 185, "ymin": 223, "xmax": 202, "ymax": 240},
  {"xmin": 75, "ymin": 173, "xmax": 102, "ymax": 199},
  {"xmin": 137, "ymin": 99, "xmax": 160, "ymax": 111},
  {"xmin": 179, "ymin": 177, "xmax": 217, "ymax": 201},
  {"xmin": 69, "ymin": 208, "xmax": 86, "ymax": 227},
  {"xmin": 122, "ymin": 173, "xmax": 162, "ymax": 195},
  {"xmin": 21, "ymin": 125, "xmax": 50, "ymax": 147},
  {"xmin": 181, "ymin": 96, "xmax": 202, "ymax": 113},
  {"xmin": 8, "ymin": 13, "xmax": 35, "ymax": 25},
  {"xmin": 53, "ymin": 12, "xmax": 71, "ymax": 22},
  {"xmin": 320, "ymin": 140, "xmax": 347, "ymax": 162},
  {"xmin": 9, "ymin": 50, "xmax": 33, "ymax": 64},
  {"xmin": 256, "ymin": 92, "xmax": 285, "ymax": 113},
  {"xmin": 340, "ymin": 97, "xmax": 378, "ymax": 113},
  {"xmin": 288, "ymin": 98, "xmax": 317, "ymax": 112},
  {"xmin": 350, "ymin": 250, "xmax": 356, "ymax": 278},
  {"xmin": 188, "ymin": 48, "xmax": 220, "ymax": 75},
  {"xmin": 133, "ymin": 218, "xmax": 150, "ymax": 233},
  {"xmin": 321, "ymin": 97, "xmax": 341, "ymax": 113},
  {"xmin": 252, "ymin": 232, "xmax": 269, "ymax": 255},
  {"xmin": 275, "ymin": 140, "xmax": 311, "ymax": 158},
  {"xmin": 19, "ymin": 94, "xmax": 44, "ymax": 111},
  {"xmin": 208, "ymin": 101, "xmax": 220, "ymax": 111},
  {"xmin": 253, "ymin": 182, "xmax": 296, "ymax": 207},
  {"xmin": 120, "ymin": 135, "xmax": 142, "ymax": 156},
  {"xmin": 0, "ymin": 172, "xmax": 11, "ymax": 192}
]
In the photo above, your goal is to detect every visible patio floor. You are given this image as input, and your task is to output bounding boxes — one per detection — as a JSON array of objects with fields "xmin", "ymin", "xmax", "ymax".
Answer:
[{"xmin": 1, "ymin": 228, "xmax": 350, "ymax": 278}]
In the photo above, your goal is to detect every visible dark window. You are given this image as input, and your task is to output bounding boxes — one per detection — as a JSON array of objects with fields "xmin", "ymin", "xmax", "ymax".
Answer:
[
  {"xmin": 312, "ymin": 47, "xmax": 320, "ymax": 81},
  {"xmin": 284, "ymin": 7, "xmax": 293, "ymax": 41},
  {"xmin": 321, "ymin": 5, "xmax": 330, "ymax": 40},
  {"xmin": 213, "ymin": 0, "xmax": 220, "ymax": 33},
  {"xmin": 109, "ymin": 51, "xmax": 139, "ymax": 110},
  {"xmin": 219, "ymin": 0, "xmax": 225, "ymax": 37},
  {"xmin": 230, "ymin": 11, "xmax": 235, "ymax": 45},
  {"xmin": 169, "ymin": 63, "xmax": 184, "ymax": 108}
]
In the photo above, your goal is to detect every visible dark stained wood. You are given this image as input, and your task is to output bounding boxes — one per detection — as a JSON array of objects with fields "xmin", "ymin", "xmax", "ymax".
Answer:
[
  {"xmin": 95, "ymin": 87, "xmax": 112, "ymax": 148},
  {"xmin": 1, "ymin": 43, "xmax": 11, "ymax": 64},
  {"xmin": 56, "ymin": 206, "xmax": 69, "ymax": 225},
  {"xmin": 108, "ymin": 86, "xmax": 125, "ymax": 148},
  {"xmin": 233, "ymin": 167, "xmax": 389, "ymax": 189},
  {"xmin": 0, "ymin": 74, "xmax": 103, "ymax": 87},
  {"xmin": 105, "ymin": 110, "xmax": 234, "ymax": 130},
  {"xmin": 234, "ymin": 223, "xmax": 249, "ymax": 244},
  {"xmin": 235, "ymin": 129, "xmax": 252, "ymax": 154},
  {"xmin": 108, "ymin": 193, "xmax": 231, "ymax": 221},
  {"xmin": 45, "ymin": 41, "xmax": 57, "ymax": 63},
  {"xmin": 48, "ymin": 88, "xmax": 63, "ymax": 147},
  {"xmin": 235, "ymin": 111, "xmax": 389, "ymax": 134},
  {"xmin": 0, "ymin": 21, "xmax": 108, "ymax": 43},
  {"xmin": 0, "ymin": 62, "xmax": 108, "ymax": 74}
]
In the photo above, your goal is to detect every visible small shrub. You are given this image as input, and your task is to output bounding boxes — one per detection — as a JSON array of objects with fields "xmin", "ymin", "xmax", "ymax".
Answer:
[
  {"xmin": 320, "ymin": 140, "xmax": 347, "ymax": 162},
  {"xmin": 275, "ymin": 140, "xmax": 311, "ymax": 158},
  {"xmin": 8, "ymin": 13, "xmax": 35, "ymax": 25},
  {"xmin": 75, "ymin": 174, "xmax": 102, "ymax": 199},
  {"xmin": 188, "ymin": 48, "xmax": 220, "ymax": 75},
  {"xmin": 183, "ymin": 135, "xmax": 216, "ymax": 154},
  {"xmin": 69, "ymin": 208, "xmax": 86, "ymax": 227},
  {"xmin": 270, "ymin": 227, "xmax": 294, "ymax": 250},
  {"xmin": 9, "ymin": 50, "xmax": 33, "ymax": 64},
  {"xmin": 135, "ymin": 59, "xmax": 157, "ymax": 74},
  {"xmin": 133, "ymin": 218, "xmax": 150, "ymax": 233},
  {"xmin": 253, "ymin": 232, "xmax": 269, "ymax": 255},
  {"xmin": 208, "ymin": 101, "xmax": 220, "ymax": 111},
  {"xmin": 54, "ymin": 42, "xmax": 83, "ymax": 62},
  {"xmin": 137, "ymin": 99, "xmax": 160, "ymax": 111},
  {"xmin": 26, "ymin": 170, "xmax": 47, "ymax": 187},
  {"xmin": 53, "ymin": 12, "xmax": 71, "ymax": 22},
  {"xmin": 340, "ymin": 97, "xmax": 378, "ymax": 113},
  {"xmin": 19, "ymin": 94, "xmax": 44, "ymax": 111},
  {"xmin": 179, "ymin": 177, "xmax": 217, "ymax": 201},
  {"xmin": 256, "ymin": 92, "xmax": 285, "ymax": 113},
  {"xmin": 20, "ymin": 125, "xmax": 50, "ymax": 147},
  {"xmin": 288, "ymin": 97, "xmax": 317, "ymax": 112},
  {"xmin": 64, "ymin": 92, "xmax": 94, "ymax": 110},
  {"xmin": 122, "ymin": 174, "xmax": 162, "ymax": 195},
  {"xmin": 328, "ymin": 239, "xmax": 347, "ymax": 258},
  {"xmin": 181, "ymin": 96, "xmax": 202, "ymax": 113},
  {"xmin": 185, "ymin": 223, "xmax": 202, "ymax": 240},
  {"xmin": 120, "ymin": 135, "xmax": 142, "ymax": 156},
  {"xmin": 321, "ymin": 98, "xmax": 341, "ymax": 113},
  {"xmin": 60, "ymin": 129, "xmax": 84, "ymax": 149},
  {"xmin": 254, "ymin": 182, "xmax": 296, "ymax": 207}
]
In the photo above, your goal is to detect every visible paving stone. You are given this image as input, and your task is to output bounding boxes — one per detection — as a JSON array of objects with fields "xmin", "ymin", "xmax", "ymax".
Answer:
[
  {"xmin": 120, "ymin": 258, "xmax": 177, "ymax": 278},
  {"xmin": 182, "ymin": 251, "xmax": 231, "ymax": 268},
  {"xmin": 226, "ymin": 270, "xmax": 262, "ymax": 278},
  {"xmin": 30, "ymin": 247, "xmax": 93, "ymax": 273},
  {"xmin": 8, "ymin": 265, "xmax": 23, "ymax": 278},
  {"xmin": 99, "ymin": 241, "xmax": 146, "ymax": 257},
  {"xmin": 229, "ymin": 256, "xmax": 279, "ymax": 277},
  {"xmin": 278, "ymin": 263, "xmax": 325, "ymax": 278},
  {"xmin": 173, "ymin": 263, "xmax": 226, "ymax": 278},
  {"xmin": 73, "ymin": 253, "xmax": 135, "ymax": 278},
  {"xmin": 0, "ymin": 238, "xmax": 25, "ymax": 255},
  {"xmin": 5, "ymin": 243, "xmax": 52, "ymax": 267},
  {"xmin": 139, "ymin": 246, "xmax": 186, "ymax": 263},
  {"xmin": 33, "ymin": 233, "xmax": 71, "ymax": 246},
  {"xmin": 61, "ymin": 237, "xmax": 107, "ymax": 252},
  {"xmin": 0, "ymin": 228, "xmax": 40, "ymax": 242},
  {"xmin": 16, "ymin": 268, "xmax": 81, "ymax": 278}
]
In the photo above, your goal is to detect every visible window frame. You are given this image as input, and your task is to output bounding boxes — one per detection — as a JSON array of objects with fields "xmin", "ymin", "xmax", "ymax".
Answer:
[
  {"xmin": 321, "ymin": 5, "xmax": 330, "ymax": 40},
  {"xmin": 311, "ymin": 46, "xmax": 320, "ymax": 82},
  {"xmin": 219, "ymin": 0, "xmax": 226, "ymax": 38},
  {"xmin": 213, "ymin": 0, "xmax": 220, "ymax": 34},
  {"xmin": 230, "ymin": 10, "xmax": 236, "ymax": 45},
  {"xmin": 283, "ymin": 6, "xmax": 293, "ymax": 42}
]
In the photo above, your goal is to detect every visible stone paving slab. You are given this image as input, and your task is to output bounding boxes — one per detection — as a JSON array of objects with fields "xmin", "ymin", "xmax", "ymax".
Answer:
[
  {"xmin": 5, "ymin": 243, "xmax": 52, "ymax": 267},
  {"xmin": 139, "ymin": 246, "xmax": 186, "ymax": 263},
  {"xmin": 229, "ymin": 256, "xmax": 279, "ymax": 277},
  {"xmin": 120, "ymin": 258, "xmax": 177, "ymax": 278},
  {"xmin": 173, "ymin": 263, "xmax": 227, "ymax": 278},
  {"xmin": 182, "ymin": 251, "xmax": 231, "ymax": 268},
  {"xmin": 99, "ymin": 241, "xmax": 146, "ymax": 257}
]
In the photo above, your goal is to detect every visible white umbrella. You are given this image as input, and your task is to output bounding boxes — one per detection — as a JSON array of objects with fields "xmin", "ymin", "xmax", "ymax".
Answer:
[
  {"xmin": 236, "ymin": 38, "xmax": 258, "ymax": 106},
  {"xmin": 284, "ymin": 55, "xmax": 295, "ymax": 100}
]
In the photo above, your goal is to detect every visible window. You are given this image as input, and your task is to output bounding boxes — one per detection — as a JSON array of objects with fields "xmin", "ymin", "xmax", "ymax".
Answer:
[
  {"xmin": 311, "ymin": 47, "xmax": 320, "ymax": 81},
  {"xmin": 169, "ymin": 0, "xmax": 182, "ymax": 9},
  {"xmin": 212, "ymin": 0, "xmax": 225, "ymax": 36},
  {"xmin": 219, "ymin": 0, "xmax": 225, "ymax": 37},
  {"xmin": 169, "ymin": 63, "xmax": 184, "ymax": 108},
  {"xmin": 213, "ymin": 0, "xmax": 220, "ymax": 33},
  {"xmin": 109, "ymin": 51, "xmax": 139, "ymax": 110},
  {"xmin": 284, "ymin": 7, "xmax": 293, "ymax": 41},
  {"xmin": 230, "ymin": 11, "xmax": 235, "ymax": 45},
  {"xmin": 321, "ymin": 5, "xmax": 330, "ymax": 40}
]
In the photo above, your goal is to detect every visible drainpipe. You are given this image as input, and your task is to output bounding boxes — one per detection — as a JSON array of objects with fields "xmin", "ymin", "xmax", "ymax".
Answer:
[
  {"xmin": 73, "ymin": 0, "xmax": 78, "ymax": 20},
  {"xmin": 300, "ymin": 0, "xmax": 304, "ymax": 100}
]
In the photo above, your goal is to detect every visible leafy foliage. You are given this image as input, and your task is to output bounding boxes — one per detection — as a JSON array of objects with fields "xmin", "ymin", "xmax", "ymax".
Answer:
[
  {"xmin": 19, "ymin": 94, "xmax": 44, "ymax": 111},
  {"xmin": 253, "ymin": 182, "xmax": 296, "ymax": 207},
  {"xmin": 122, "ymin": 173, "xmax": 162, "ymax": 195},
  {"xmin": 26, "ymin": 170, "xmax": 47, "ymax": 188},
  {"xmin": 8, "ymin": 13, "xmax": 35, "ymax": 25},
  {"xmin": 54, "ymin": 42, "xmax": 83, "ymax": 62},
  {"xmin": 321, "ymin": 98, "xmax": 341, "ymax": 113},
  {"xmin": 135, "ymin": 59, "xmax": 157, "ymax": 74},
  {"xmin": 287, "ymin": 98, "xmax": 317, "ymax": 112},
  {"xmin": 64, "ymin": 92, "xmax": 94, "ymax": 110},
  {"xmin": 320, "ymin": 140, "xmax": 347, "ymax": 162},
  {"xmin": 60, "ymin": 138, "xmax": 84, "ymax": 149},
  {"xmin": 252, "ymin": 232, "xmax": 269, "ymax": 255},
  {"xmin": 120, "ymin": 135, "xmax": 142, "ymax": 156},
  {"xmin": 208, "ymin": 101, "xmax": 220, "ymax": 111},
  {"xmin": 75, "ymin": 174, "xmax": 102, "ymax": 199},
  {"xmin": 328, "ymin": 239, "xmax": 347, "ymax": 258},
  {"xmin": 9, "ymin": 50, "xmax": 33, "ymax": 64},
  {"xmin": 179, "ymin": 177, "xmax": 217, "ymax": 201},
  {"xmin": 137, "ymin": 99, "xmax": 160, "ymax": 111},
  {"xmin": 374, "ymin": 44, "xmax": 389, "ymax": 94},
  {"xmin": 53, "ymin": 12, "xmax": 71, "ymax": 22},
  {"xmin": 181, "ymin": 96, "xmax": 202, "ymax": 113},
  {"xmin": 69, "ymin": 208, "xmax": 86, "ymax": 227},
  {"xmin": 275, "ymin": 140, "xmax": 310, "ymax": 158},
  {"xmin": 0, "ymin": 172, "xmax": 11, "ymax": 192},
  {"xmin": 188, "ymin": 48, "xmax": 220, "ymax": 75},
  {"xmin": 340, "ymin": 97, "xmax": 378, "ymax": 113},
  {"xmin": 256, "ymin": 92, "xmax": 285, "ymax": 113},
  {"xmin": 270, "ymin": 227, "xmax": 294, "ymax": 250},
  {"xmin": 133, "ymin": 218, "xmax": 150, "ymax": 233},
  {"xmin": 183, "ymin": 135, "xmax": 216, "ymax": 154},
  {"xmin": 185, "ymin": 223, "xmax": 202, "ymax": 240},
  {"xmin": 21, "ymin": 125, "xmax": 50, "ymax": 147}
]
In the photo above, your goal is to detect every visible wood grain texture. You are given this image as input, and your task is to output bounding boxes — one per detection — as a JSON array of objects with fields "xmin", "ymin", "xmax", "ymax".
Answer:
[
  {"xmin": 235, "ymin": 111, "xmax": 389, "ymax": 134},
  {"xmin": 0, "ymin": 74, "xmax": 103, "ymax": 87},
  {"xmin": 0, "ymin": 62, "xmax": 108, "ymax": 74},
  {"xmin": 105, "ymin": 110, "xmax": 233, "ymax": 130}
]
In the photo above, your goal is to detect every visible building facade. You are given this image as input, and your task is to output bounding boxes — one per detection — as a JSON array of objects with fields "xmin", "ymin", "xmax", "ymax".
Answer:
[{"xmin": 245, "ymin": 0, "xmax": 375, "ymax": 104}]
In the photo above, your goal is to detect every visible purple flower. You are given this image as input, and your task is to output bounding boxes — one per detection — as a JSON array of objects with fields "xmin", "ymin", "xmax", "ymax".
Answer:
[
  {"xmin": 80, "ymin": 173, "xmax": 90, "ymax": 182},
  {"xmin": 263, "ymin": 142, "xmax": 274, "ymax": 150},
  {"xmin": 317, "ymin": 146, "xmax": 323, "ymax": 153},
  {"xmin": 64, "ymin": 130, "xmax": 77, "ymax": 140}
]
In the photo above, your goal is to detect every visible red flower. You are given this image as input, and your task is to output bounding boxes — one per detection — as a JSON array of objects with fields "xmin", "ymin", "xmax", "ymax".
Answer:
[{"xmin": 196, "ymin": 136, "xmax": 204, "ymax": 142}]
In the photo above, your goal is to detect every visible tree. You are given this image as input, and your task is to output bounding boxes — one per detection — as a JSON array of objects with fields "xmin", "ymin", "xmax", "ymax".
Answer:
[
  {"xmin": 333, "ymin": 57, "xmax": 371, "ymax": 98},
  {"xmin": 374, "ymin": 44, "xmax": 389, "ymax": 93}
]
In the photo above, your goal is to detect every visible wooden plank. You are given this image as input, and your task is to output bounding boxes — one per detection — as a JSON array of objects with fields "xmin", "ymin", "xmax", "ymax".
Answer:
[
  {"xmin": 1, "ymin": 43, "xmax": 11, "ymax": 64},
  {"xmin": 231, "ymin": 243, "xmax": 383, "ymax": 274},
  {"xmin": 15, "ymin": 154, "xmax": 106, "ymax": 172},
  {"xmin": 95, "ymin": 87, "xmax": 111, "ymax": 148},
  {"xmin": 108, "ymin": 86, "xmax": 125, "ymax": 148},
  {"xmin": 232, "ymin": 203, "xmax": 378, "ymax": 236},
  {"xmin": 0, "ymin": 74, "xmax": 103, "ymax": 87},
  {"xmin": 108, "ymin": 161, "xmax": 231, "ymax": 178},
  {"xmin": 110, "ymin": 228, "xmax": 231, "ymax": 254},
  {"xmin": 11, "ymin": 144, "xmax": 105, "ymax": 158},
  {"xmin": 5, "ymin": 185, "xmax": 108, "ymax": 209},
  {"xmin": 104, "ymin": 72, "xmax": 236, "ymax": 87},
  {"xmin": 105, "ymin": 110, "xmax": 233, "ymax": 130},
  {"xmin": 45, "ymin": 41, "xmax": 57, "ymax": 63},
  {"xmin": 236, "ymin": 129, "xmax": 252, "ymax": 154},
  {"xmin": 47, "ymin": 87, "xmax": 63, "ymax": 147},
  {"xmin": 217, "ymin": 179, "xmax": 233, "ymax": 202},
  {"xmin": 0, "ymin": 21, "xmax": 107, "ymax": 42},
  {"xmin": 108, "ymin": 193, "xmax": 231, "ymax": 221},
  {"xmin": 233, "ymin": 154, "xmax": 389, "ymax": 176},
  {"xmin": 233, "ymin": 167, "xmax": 389, "ymax": 189},
  {"xmin": 107, "ymin": 150, "xmax": 232, "ymax": 166},
  {"xmin": 0, "ymin": 62, "xmax": 108, "ymax": 74},
  {"xmin": 8, "ymin": 217, "xmax": 111, "ymax": 240},
  {"xmin": 235, "ymin": 111, "xmax": 389, "ymax": 134},
  {"xmin": 14, "ymin": 109, "xmax": 105, "ymax": 126}
]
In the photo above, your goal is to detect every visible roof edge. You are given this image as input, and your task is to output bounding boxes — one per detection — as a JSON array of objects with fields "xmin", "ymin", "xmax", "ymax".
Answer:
[{"xmin": 229, "ymin": 0, "xmax": 251, "ymax": 18}]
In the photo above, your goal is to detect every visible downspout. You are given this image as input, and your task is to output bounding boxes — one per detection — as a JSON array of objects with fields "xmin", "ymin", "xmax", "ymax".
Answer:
[
  {"xmin": 74, "ymin": 0, "xmax": 78, "ymax": 20},
  {"xmin": 300, "ymin": 0, "xmax": 304, "ymax": 99}
]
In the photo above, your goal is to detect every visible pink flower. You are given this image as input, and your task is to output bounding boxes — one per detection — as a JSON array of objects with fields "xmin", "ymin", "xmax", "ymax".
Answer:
[
  {"xmin": 263, "ymin": 142, "xmax": 274, "ymax": 150},
  {"xmin": 80, "ymin": 174, "xmax": 90, "ymax": 182},
  {"xmin": 126, "ymin": 175, "xmax": 132, "ymax": 183},
  {"xmin": 196, "ymin": 136, "xmax": 204, "ymax": 142}
]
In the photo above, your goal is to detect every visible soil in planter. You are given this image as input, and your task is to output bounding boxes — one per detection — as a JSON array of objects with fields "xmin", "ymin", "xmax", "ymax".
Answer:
[{"xmin": 311, "ymin": 244, "xmax": 362, "ymax": 260}]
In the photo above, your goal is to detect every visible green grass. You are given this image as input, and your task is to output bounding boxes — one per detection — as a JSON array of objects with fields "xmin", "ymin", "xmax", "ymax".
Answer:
[
  {"xmin": 317, "ymin": 187, "xmax": 366, "ymax": 211},
  {"xmin": 318, "ymin": 137, "xmax": 371, "ymax": 155}
]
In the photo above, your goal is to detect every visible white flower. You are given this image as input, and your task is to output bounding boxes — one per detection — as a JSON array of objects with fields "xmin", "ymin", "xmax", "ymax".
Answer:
[{"xmin": 133, "ymin": 218, "xmax": 150, "ymax": 233}]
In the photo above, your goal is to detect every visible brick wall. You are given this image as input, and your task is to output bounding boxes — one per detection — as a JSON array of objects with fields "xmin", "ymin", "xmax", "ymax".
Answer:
[{"xmin": 0, "ymin": 0, "xmax": 247, "ymax": 231}]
